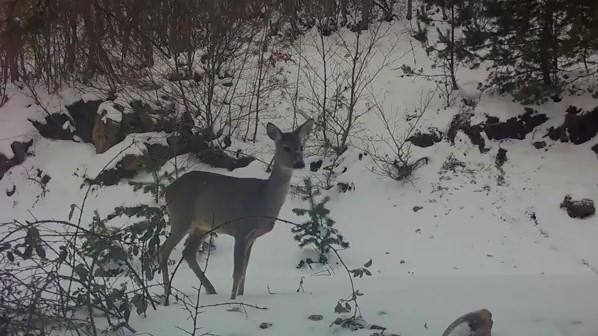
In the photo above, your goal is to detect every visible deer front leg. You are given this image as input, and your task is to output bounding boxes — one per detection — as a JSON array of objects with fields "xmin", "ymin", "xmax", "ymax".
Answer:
[
  {"xmin": 231, "ymin": 237, "xmax": 247, "ymax": 300},
  {"xmin": 238, "ymin": 240, "xmax": 255, "ymax": 296}
]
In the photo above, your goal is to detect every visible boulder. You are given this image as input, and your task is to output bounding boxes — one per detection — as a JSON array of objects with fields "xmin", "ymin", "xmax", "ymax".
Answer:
[
  {"xmin": 92, "ymin": 111, "xmax": 122, "ymax": 154},
  {"xmin": 92, "ymin": 133, "xmax": 255, "ymax": 186},
  {"xmin": 484, "ymin": 108, "xmax": 548, "ymax": 141},
  {"xmin": 544, "ymin": 106, "xmax": 598, "ymax": 145},
  {"xmin": 560, "ymin": 195, "xmax": 595, "ymax": 219},
  {"xmin": 0, "ymin": 140, "xmax": 33, "ymax": 181},
  {"xmin": 0, "ymin": 153, "xmax": 9, "ymax": 180},
  {"xmin": 28, "ymin": 113, "xmax": 75, "ymax": 141},
  {"xmin": 10, "ymin": 140, "xmax": 32, "ymax": 164},
  {"xmin": 65, "ymin": 99, "xmax": 103, "ymax": 143},
  {"xmin": 407, "ymin": 128, "xmax": 443, "ymax": 148}
]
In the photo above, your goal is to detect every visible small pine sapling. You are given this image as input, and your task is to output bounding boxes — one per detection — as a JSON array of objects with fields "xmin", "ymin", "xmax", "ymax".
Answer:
[{"xmin": 291, "ymin": 177, "xmax": 349, "ymax": 269}]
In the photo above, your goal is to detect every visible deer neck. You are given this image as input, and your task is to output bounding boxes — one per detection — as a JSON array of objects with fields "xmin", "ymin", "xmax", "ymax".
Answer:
[{"xmin": 265, "ymin": 159, "xmax": 294, "ymax": 210}]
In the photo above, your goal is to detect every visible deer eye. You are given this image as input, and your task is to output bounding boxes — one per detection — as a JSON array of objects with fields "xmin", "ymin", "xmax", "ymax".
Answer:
[{"xmin": 283, "ymin": 146, "xmax": 290, "ymax": 152}]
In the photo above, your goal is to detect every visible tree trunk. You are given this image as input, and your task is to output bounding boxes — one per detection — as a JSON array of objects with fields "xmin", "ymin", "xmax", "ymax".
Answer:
[
  {"xmin": 140, "ymin": 7, "xmax": 154, "ymax": 67},
  {"xmin": 3, "ymin": 0, "xmax": 20, "ymax": 82},
  {"xmin": 406, "ymin": 0, "xmax": 413, "ymax": 20},
  {"xmin": 540, "ymin": 1, "xmax": 553, "ymax": 86},
  {"xmin": 66, "ymin": 4, "xmax": 78, "ymax": 75},
  {"xmin": 81, "ymin": 1, "xmax": 100, "ymax": 75},
  {"xmin": 340, "ymin": 0, "xmax": 348, "ymax": 26},
  {"xmin": 450, "ymin": 6, "xmax": 457, "ymax": 90},
  {"xmin": 361, "ymin": 0, "xmax": 371, "ymax": 30}
]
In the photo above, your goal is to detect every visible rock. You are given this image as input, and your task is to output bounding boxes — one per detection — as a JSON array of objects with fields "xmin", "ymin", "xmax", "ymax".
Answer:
[
  {"xmin": 0, "ymin": 140, "xmax": 33, "ymax": 181},
  {"xmin": 564, "ymin": 105, "xmax": 598, "ymax": 145},
  {"xmin": 310, "ymin": 159, "xmax": 323, "ymax": 172},
  {"xmin": 407, "ymin": 128, "xmax": 443, "ymax": 148},
  {"xmin": 544, "ymin": 106, "xmax": 598, "ymax": 145},
  {"xmin": 412, "ymin": 206, "xmax": 423, "ymax": 212},
  {"xmin": 308, "ymin": 314, "xmax": 324, "ymax": 321},
  {"xmin": 0, "ymin": 153, "xmax": 9, "ymax": 180},
  {"xmin": 91, "ymin": 136, "xmax": 255, "ymax": 186},
  {"xmin": 30, "ymin": 100, "xmax": 103, "ymax": 143},
  {"xmin": 447, "ymin": 113, "xmax": 488, "ymax": 153},
  {"xmin": 545, "ymin": 126, "xmax": 563, "ymax": 141},
  {"xmin": 484, "ymin": 108, "xmax": 548, "ymax": 141},
  {"xmin": 92, "ymin": 112, "xmax": 122, "ymax": 154},
  {"xmin": 128, "ymin": 100, "xmax": 159, "ymax": 132},
  {"xmin": 560, "ymin": 195, "xmax": 595, "ymax": 219},
  {"xmin": 29, "ymin": 113, "xmax": 76, "ymax": 141},
  {"xmin": 337, "ymin": 182, "xmax": 355, "ymax": 193},
  {"xmin": 495, "ymin": 148, "xmax": 507, "ymax": 168},
  {"xmin": 449, "ymin": 110, "xmax": 548, "ymax": 153},
  {"xmin": 6, "ymin": 184, "xmax": 16, "ymax": 197},
  {"xmin": 10, "ymin": 140, "xmax": 33, "ymax": 165},
  {"xmin": 462, "ymin": 124, "xmax": 489, "ymax": 153},
  {"xmin": 259, "ymin": 322, "xmax": 272, "ymax": 329},
  {"xmin": 197, "ymin": 148, "xmax": 254, "ymax": 171},
  {"xmin": 533, "ymin": 141, "xmax": 546, "ymax": 149},
  {"xmin": 65, "ymin": 99, "xmax": 103, "ymax": 143}
]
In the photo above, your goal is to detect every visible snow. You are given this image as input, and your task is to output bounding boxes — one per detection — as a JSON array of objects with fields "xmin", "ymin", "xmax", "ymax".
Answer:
[
  {"xmin": 0, "ymin": 85, "xmax": 41, "ymax": 157},
  {"xmin": 1, "ymin": 20, "xmax": 598, "ymax": 336},
  {"xmin": 122, "ymin": 275, "xmax": 598, "ymax": 336},
  {"xmin": 98, "ymin": 101, "xmax": 124, "ymax": 123}
]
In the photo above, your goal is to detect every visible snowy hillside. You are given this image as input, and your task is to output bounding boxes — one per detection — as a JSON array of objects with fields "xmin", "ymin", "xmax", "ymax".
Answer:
[{"xmin": 2, "ymin": 19, "xmax": 598, "ymax": 336}]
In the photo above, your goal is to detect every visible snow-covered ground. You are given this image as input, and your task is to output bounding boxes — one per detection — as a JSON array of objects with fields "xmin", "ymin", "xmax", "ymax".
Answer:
[{"xmin": 1, "ymin": 21, "xmax": 598, "ymax": 336}]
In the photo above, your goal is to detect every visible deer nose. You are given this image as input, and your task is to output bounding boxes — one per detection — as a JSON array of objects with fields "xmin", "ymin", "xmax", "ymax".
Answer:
[{"xmin": 293, "ymin": 160, "xmax": 305, "ymax": 169}]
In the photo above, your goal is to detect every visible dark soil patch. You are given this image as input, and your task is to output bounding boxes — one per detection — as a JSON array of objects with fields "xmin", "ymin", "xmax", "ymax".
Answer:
[
  {"xmin": 533, "ymin": 141, "xmax": 546, "ymax": 149},
  {"xmin": 592, "ymin": 144, "xmax": 598, "ymax": 158}
]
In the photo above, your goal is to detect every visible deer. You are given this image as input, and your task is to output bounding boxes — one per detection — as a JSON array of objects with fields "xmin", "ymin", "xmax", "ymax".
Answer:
[{"xmin": 158, "ymin": 119, "xmax": 314, "ymax": 304}]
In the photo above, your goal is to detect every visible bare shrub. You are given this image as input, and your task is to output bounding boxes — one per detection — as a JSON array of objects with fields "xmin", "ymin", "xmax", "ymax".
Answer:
[{"xmin": 364, "ymin": 88, "xmax": 436, "ymax": 183}]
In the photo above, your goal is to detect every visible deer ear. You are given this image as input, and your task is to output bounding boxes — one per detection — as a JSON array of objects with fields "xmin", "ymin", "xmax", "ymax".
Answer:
[
  {"xmin": 266, "ymin": 122, "xmax": 282, "ymax": 141},
  {"xmin": 295, "ymin": 119, "xmax": 314, "ymax": 139}
]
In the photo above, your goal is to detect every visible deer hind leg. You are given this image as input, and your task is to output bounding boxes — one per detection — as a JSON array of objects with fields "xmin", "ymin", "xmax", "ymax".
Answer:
[
  {"xmin": 183, "ymin": 228, "xmax": 217, "ymax": 294},
  {"xmin": 158, "ymin": 218, "xmax": 190, "ymax": 306},
  {"xmin": 237, "ymin": 240, "xmax": 255, "ymax": 296}
]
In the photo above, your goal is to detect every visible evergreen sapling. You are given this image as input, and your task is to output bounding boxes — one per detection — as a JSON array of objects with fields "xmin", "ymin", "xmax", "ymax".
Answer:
[{"xmin": 291, "ymin": 178, "xmax": 349, "ymax": 269}]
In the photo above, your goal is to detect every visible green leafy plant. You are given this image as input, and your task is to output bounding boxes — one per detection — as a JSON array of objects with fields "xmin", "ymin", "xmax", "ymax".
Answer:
[{"xmin": 331, "ymin": 259, "xmax": 374, "ymax": 331}]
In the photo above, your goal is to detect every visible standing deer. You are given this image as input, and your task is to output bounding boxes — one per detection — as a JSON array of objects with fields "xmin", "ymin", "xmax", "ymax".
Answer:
[{"xmin": 159, "ymin": 119, "xmax": 314, "ymax": 304}]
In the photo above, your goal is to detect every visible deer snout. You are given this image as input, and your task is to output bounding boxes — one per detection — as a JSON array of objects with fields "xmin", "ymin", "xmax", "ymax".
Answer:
[{"xmin": 293, "ymin": 157, "xmax": 305, "ymax": 169}]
